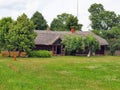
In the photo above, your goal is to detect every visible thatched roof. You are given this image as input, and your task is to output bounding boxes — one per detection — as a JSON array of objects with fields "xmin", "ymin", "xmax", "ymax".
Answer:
[{"xmin": 35, "ymin": 30, "xmax": 108, "ymax": 45}]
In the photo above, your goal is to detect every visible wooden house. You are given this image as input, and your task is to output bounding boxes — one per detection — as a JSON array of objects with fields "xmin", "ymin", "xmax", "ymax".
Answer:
[{"xmin": 34, "ymin": 30, "xmax": 108, "ymax": 55}]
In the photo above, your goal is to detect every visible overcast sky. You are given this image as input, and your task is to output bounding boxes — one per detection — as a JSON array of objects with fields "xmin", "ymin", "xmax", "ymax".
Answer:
[{"xmin": 0, "ymin": 0, "xmax": 120, "ymax": 31}]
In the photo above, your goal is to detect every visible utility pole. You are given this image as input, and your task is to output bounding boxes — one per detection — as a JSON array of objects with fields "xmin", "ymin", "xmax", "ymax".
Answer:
[{"xmin": 77, "ymin": 0, "xmax": 79, "ymax": 18}]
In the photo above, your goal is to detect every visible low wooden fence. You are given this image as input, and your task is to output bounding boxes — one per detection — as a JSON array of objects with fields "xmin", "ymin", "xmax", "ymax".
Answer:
[{"xmin": 1, "ymin": 51, "xmax": 27, "ymax": 57}]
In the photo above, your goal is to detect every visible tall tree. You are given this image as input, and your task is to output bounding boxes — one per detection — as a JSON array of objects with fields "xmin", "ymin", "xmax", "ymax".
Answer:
[
  {"xmin": 88, "ymin": 3, "xmax": 117, "ymax": 30},
  {"xmin": 88, "ymin": 3, "xmax": 104, "ymax": 15},
  {"xmin": 50, "ymin": 13, "xmax": 82, "ymax": 31},
  {"xmin": 50, "ymin": 18, "xmax": 65, "ymax": 31},
  {"xmin": 31, "ymin": 11, "xmax": 48, "ymax": 30},
  {"xmin": 6, "ymin": 13, "xmax": 37, "ymax": 53},
  {"xmin": 66, "ymin": 16, "xmax": 82, "ymax": 30},
  {"xmin": 0, "ymin": 17, "xmax": 13, "ymax": 50}
]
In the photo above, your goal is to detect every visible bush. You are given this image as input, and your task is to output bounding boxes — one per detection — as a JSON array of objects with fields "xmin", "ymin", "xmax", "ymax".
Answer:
[{"xmin": 28, "ymin": 50, "xmax": 51, "ymax": 57}]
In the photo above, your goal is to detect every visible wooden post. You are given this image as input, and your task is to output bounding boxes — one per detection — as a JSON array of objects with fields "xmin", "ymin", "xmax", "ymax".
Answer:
[
  {"xmin": 14, "ymin": 54, "xmax": 17, "ymax": 61},
  {"xmin": 13, "ymin": 52, "xmax": 18, "ymax": 61},
  {"xmin": 56, "ymin": 45, "xmax": 57, "ymax": 55}
]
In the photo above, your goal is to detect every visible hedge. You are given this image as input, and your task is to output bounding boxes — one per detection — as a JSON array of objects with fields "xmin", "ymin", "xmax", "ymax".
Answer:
[{"xmin": 28, "ymin": 50, "xmax": 51, "ymax": 57}]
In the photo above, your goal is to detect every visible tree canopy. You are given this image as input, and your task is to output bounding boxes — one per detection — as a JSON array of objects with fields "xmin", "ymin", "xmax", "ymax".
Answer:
[
  {"xmin": 31, "ymin": 11, "xmax": 48, "ymax": 30},
  {"xmin": 0, "ymin": 17, "xmax": 13, "ymax": 50},
  {"xmin": 62, "ymin": 35, "xmax": 84, "ymax": 55},
  {"xmin": 62, "ymin": 35, "xmax": 100, "ymax": 56},
  {"xmin": 88, "ymin": 3, "xmax": 118, "ymax": 30},
  {"xmin": 6, "ymin": 13, "xmax": 37, "ymax": 52},
  {"xmin": 66, "ymin": 16, "xmax": 82, "ymax": 30},
  {"xmin": 92, "ymin": 26, "xmax": 120, "ymax": 55},
  {"xmin": 88, "ymin": 3, "xmax": 104, "ymax": 15},
  {"xmin": 84, "ymin": 35, "xmax": 100, "ymax": 57},
  {"xmin": 50, "ymin": 13, "xmax": 82, "ymax": 31},
  {"xmin": 89, "ymin": 3, "xmax": 120, "ymax": 55}
]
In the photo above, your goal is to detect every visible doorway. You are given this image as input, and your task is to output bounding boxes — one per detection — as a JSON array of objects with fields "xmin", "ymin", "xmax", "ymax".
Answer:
[{"xmin": 56, "ymin": 46, "xmax": 61, "ymax": 54}]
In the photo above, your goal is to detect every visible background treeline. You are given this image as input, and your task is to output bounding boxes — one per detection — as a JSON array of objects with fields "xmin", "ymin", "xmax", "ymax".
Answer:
[{"xmin": 30, "ymin": 11, "xmax": 83, "ymax": 31}]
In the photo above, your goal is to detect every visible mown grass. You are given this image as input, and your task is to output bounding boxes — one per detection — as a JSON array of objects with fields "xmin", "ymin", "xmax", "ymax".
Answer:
[{"xmin": 0, "ymin": 56, "xmax": 120, "ymax": 90}]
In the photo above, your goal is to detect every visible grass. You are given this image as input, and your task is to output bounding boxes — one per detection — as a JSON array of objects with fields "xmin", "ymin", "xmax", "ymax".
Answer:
[{"xmin": 0, "ymin": 56, "xmax": 120, "ymax": 90}]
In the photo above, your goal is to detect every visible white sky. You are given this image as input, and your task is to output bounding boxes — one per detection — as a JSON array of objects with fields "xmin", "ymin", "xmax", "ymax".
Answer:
[{"xmin": 0, "ymin": 0, "xmax": 120, "ymax": 31}]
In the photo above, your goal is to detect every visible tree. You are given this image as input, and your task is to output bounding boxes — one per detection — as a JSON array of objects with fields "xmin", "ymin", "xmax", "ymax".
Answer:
[
  {"xmin": 62, "ymin": 35, "xmax": 100, "ymax": 56},
  {"xmin": 66, "ymin": 16, "xmax": 82, "ymax": 30},
  {"xmin": 62, "ymin": 35, "xmax": 84, "ymax": 55},
  {"xmin": 88, "ymin": 3, "xmax": 104, "ymax": 15},
  {"xmin": 0, "ymin": 17, "xmax": 13, "ymax": 50},
  {"xmin": 50, "ymin": 18, "xmax": 65, "ymax": 31},
  {"xmin": 84, "ymin": 35, "xmax": 100, "ymax": 57},
  {"xmin": 6, "ymin": 13, "xmax": 37, "ymax": 53},
  {"xmin": 89, "ymin": 3, "xmax": 120, "ymax": 56},
  {"xmin": 109, "ymin": 38, "xmax": 120, "ymax": 55},
  {"xmin": 88, "ymin": 3, "xmax": 117, "ymax": 30},
  {"xmin": 113, "ymin": 38, "xmax": 120, "ymax": 51},
  {"xmin": 107, "ymin": 26, "xmax": 120, "ymax": 55},
  {"xmin": 93, "ymin": 26, "xmax": 120, "ymax": 39},
  {"xmin": 31, "ymin": 11, "xmax": 48, "ymax": 30},
  {"xmin": 92, "ymin": 26, "xmax": 120, "ymax": 55},
  {"xmin": 50, "ymin": 13, "xmax": 82, "ymax": 31},
  {"xmin": 116, "ymin": 15, "xmax": 120, "ymax": 26}
]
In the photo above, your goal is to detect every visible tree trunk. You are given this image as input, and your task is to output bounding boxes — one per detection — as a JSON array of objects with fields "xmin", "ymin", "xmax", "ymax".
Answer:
[{"xmin": 87, "ymin": 49, "xmax": 91, "ymax": 57}]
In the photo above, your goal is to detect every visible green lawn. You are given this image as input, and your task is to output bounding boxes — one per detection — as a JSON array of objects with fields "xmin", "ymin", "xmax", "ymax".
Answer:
[{"xmin": 0, "ymin": 56, "xmax": 120, "ymax": 90}]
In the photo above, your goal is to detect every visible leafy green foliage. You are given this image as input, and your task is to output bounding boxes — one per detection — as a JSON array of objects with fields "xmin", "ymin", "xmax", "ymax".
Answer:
[
  {"xmin": 89, "ymin": 3, "xmax": 120, "ymax": 55},
  {"xmin": 31, "ymin": 11, "xmax": 48, "ymax": 30},
  {"xmin": 89, "ymin": 3, "xmax": 118, "ymax": 30},
  {"xmin": 62, "ymin": 35, "xmax": 100, "ymax": 56},
  {"xmin": 85, "ymin": 35, "xmax": 100, "ymax": 56},
  {"xmin": 0, "ymin": 17, "xmax": 13, "ymax": 50},
  {"xmin": 113, "ymin": 38, "xmax": 120, "ymax": 50},
  {"xmin": 92, "ymin": 30, "xmax": 108, "ymax": 39},
  {"xmin": 93, "ymin": 26, "xmax": 120, "ymax": 40},
  {"xmin": 50, "ymin": 13, "xmax": 72, "ymax": 31},
  {"xmin": 117, "ymin": 15, "xmax": 120, "ymax": 26},
  {"xmin": 6, "ymin": 13, "xmax": 37, "ymax": 52},
  {"xmin": 88, "ymin": 3, "xmax": 104, "ymax": 15},
  {"xmin": 28, "ymin": 50, "xmax": 51, "ymax": 57},
  {"xmin": 50, "ymin": 18, "xmax": 65, "ymax": 31},
  {"xmin": 108, "ymin": 26, "xmax": 120, "ymax": 39},
  {"xmin": 50, "ymin": 13, "xmax": 82, "ymax": 31},
  {"xmin": 66, "ymin": 16, "xmax": 82, "ymax": 30},
  {"xmin": 92, "ymin": 26, "xmax": 120, "ymax": 55},
  {"xmin": 62, "ymin": 35, "xmax": 84, "ymax": 55},
  {"xmin": 108, "ymin": 38, "xmax": 120, "ymax": 55}
]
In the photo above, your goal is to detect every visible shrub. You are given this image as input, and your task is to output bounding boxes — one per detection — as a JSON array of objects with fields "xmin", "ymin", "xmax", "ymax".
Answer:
[{"xmin": 28, "ymin": 50, "xmax": 51, "ymax": 57}]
